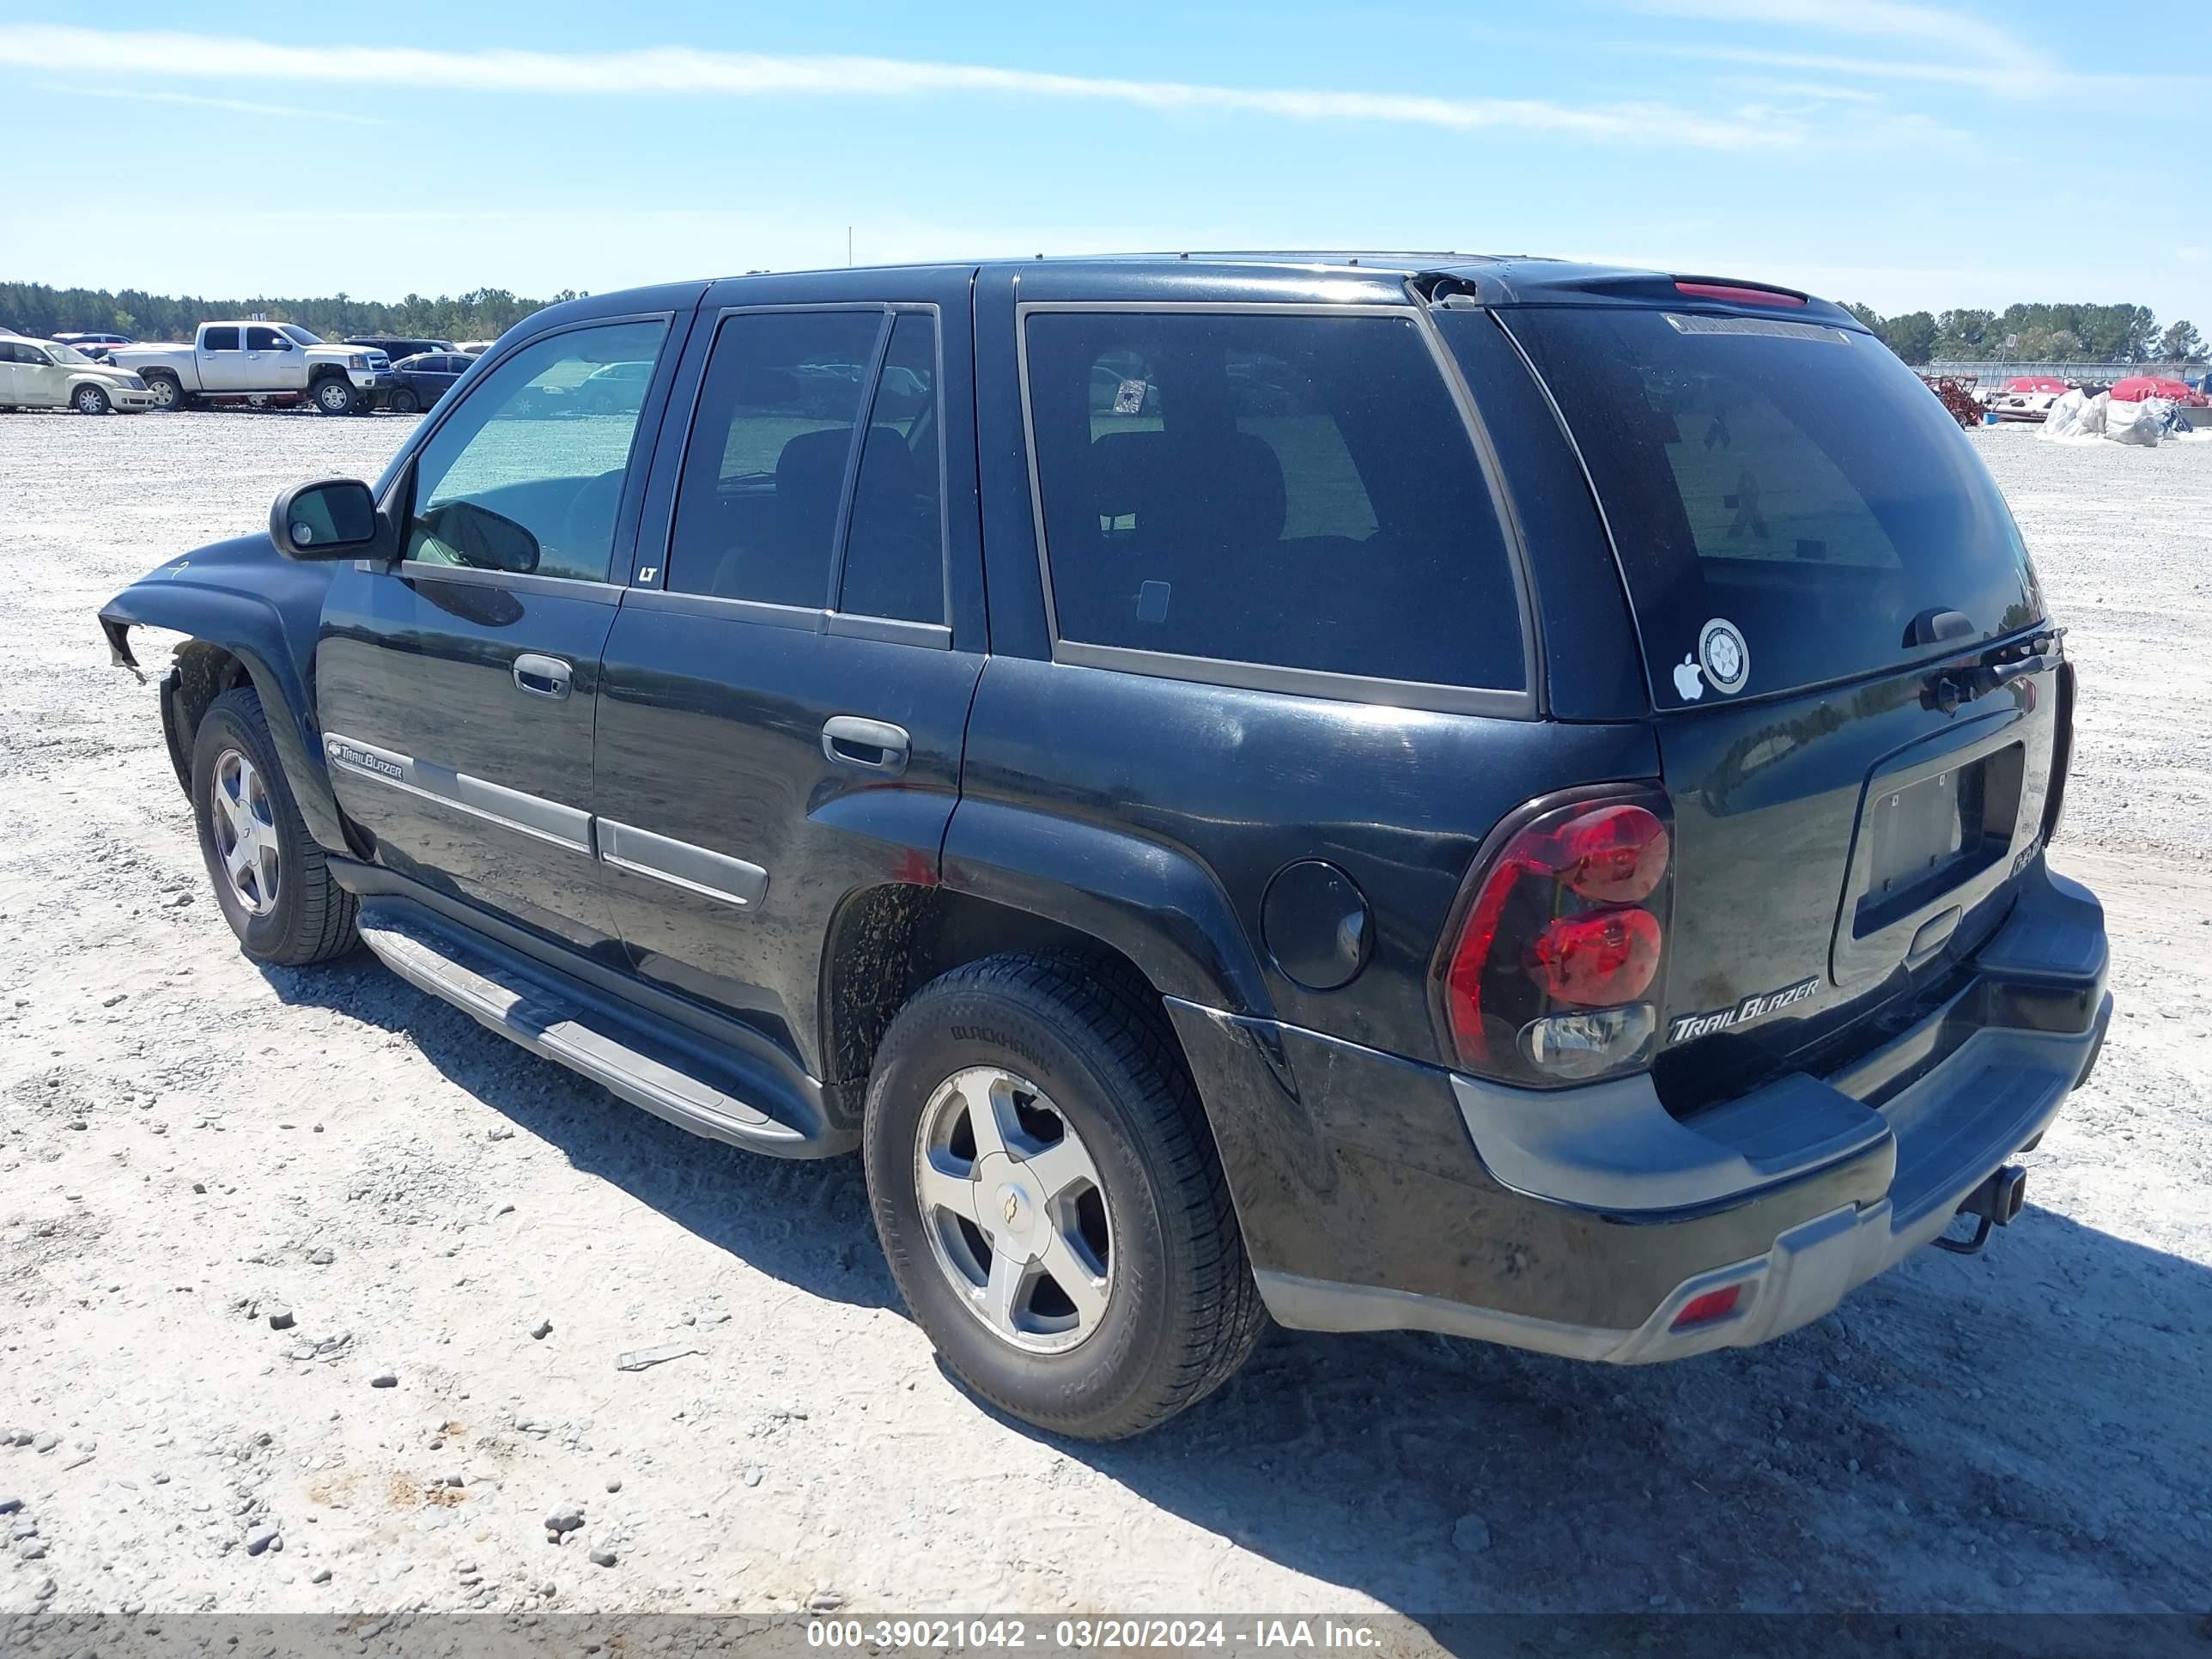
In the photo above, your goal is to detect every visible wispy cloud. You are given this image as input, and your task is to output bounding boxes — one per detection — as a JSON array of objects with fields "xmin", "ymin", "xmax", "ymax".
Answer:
[
  {"xmin": 32, "ymin": 81, "xmax": 386, "ymax": 125},
  {"xmin": 0, "ymin": 22, "xmax": 1792, "ymax": 150},
  {"xmin": 1637, "ymin": 0, "xmax": 2046, "ymax": 73},
  {"xmin": 1711, "ymin": 76, "xmax": 1889, "ymax": 106},
  {"xmin": 1625, "ymin": 0, "xmax": 2210, "ymax": 100}
]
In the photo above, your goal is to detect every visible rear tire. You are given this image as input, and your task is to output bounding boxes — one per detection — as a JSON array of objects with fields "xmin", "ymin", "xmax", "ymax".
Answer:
[
  {"xmin": 73, "ymin": 384, "xmax": 112, "ymax": 416},
  {"xmin": 390, "ymin": 386, "xmax": 420, "ymax": 415},
  {"xmin": 864, "ymin": 951, "xmax": 1265, "ymax": 1440},
  {"xmin": 190, "ymin": 687, "xmax": 360, "ymax": 966},
  {"xmin": 313, "ymin": 376, "xmax": 356, "ymax": 416}
]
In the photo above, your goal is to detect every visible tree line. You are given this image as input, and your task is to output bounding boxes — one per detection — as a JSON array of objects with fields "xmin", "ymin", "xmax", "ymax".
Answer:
[
  {"xmin": 1843, "ymin": 300, "xmax": 2203, "ymax": 367},
  {"xmin": 0, "ymin": 281, "xmax": 586, "ymax": 345},
  {"xmin": 5, "ymin": 276, "xmax": 2204, "ymax": 368}
]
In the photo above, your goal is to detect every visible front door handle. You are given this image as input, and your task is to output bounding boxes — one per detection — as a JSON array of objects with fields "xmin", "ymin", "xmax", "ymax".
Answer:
[
  {"xmin": 822, "ymin": 715, "xmax": 909, "ymax": 776},
  {"xmin": 512, "ymin": 653, "xmax": 572, "ymax": 700}
]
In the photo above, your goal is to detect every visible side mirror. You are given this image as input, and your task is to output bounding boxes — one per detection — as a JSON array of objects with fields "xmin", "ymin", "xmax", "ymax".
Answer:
[
  {"xmin": 270, "ymin": 478, "xmax": 383, "ymax": 561},
  {"xmin": 418, "ymin": 500, "xmax": 540, "ymax": 574}
]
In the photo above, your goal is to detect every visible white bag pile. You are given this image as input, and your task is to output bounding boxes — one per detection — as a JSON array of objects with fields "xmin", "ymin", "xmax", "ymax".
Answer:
[
  {"xmin": 2106, "ymin": 395, "xmax": 2168, "ymax": 447},
  {"xmin": 2036, "ymin": 388, "xmax": 2194, "ymax": 447},
  {"xmin": 2039, "ymin": 388, "xmax": 2106, "ymax": 441}
]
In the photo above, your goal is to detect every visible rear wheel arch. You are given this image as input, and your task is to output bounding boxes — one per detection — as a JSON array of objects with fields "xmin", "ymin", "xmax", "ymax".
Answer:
[{"xmin": 822, "ymin": 884, "xmax": 1206, "ymax": 1109}]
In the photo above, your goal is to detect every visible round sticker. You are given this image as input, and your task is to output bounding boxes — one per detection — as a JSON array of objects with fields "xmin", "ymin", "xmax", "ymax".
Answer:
[{"xmin": 1698, "ymin": 617, "xmax": 1750, "ymax": 696}]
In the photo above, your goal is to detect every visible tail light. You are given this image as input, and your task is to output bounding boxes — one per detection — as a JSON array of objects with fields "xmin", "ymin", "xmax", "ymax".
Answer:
[{"xmin": 1431, "ymin": 787, "xmax": 1674, "ymax": 1087}]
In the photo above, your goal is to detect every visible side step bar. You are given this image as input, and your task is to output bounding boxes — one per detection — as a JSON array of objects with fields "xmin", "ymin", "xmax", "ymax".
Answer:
[{"xmin": 356, "ymin": 901, "xmax": 847, "ymax": 1157}]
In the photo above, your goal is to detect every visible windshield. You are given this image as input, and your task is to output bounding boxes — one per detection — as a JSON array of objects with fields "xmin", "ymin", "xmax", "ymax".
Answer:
[
  {"xmin": 280, "ymin": 325, "xmax": 322, "ymax": 346},
  {"xmin": 47, "ymin": 343, "xmax": 91, "ymax": 365},
  {"xmin": 1498, "ymin": 306, "xmax": 2043, "ymax": 704}
]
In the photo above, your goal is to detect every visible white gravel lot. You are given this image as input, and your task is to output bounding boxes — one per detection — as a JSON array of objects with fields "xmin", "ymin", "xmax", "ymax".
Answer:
[{"xmin": 0, "ymin": 410, "xmax": 2207, "ymax": 1621}]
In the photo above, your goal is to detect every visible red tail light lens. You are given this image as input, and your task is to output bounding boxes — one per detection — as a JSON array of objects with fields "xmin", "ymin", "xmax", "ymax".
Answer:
[
  {"xmin": 1435, "ymin": 788, "xmax": 1674, "ymax": 1087},
  {"xmin": 1528, "ymin": 908, "xmax": 1662, "ymax": 1005},
  {"xmin": 1555, "ymin": 804, "xmax": 1669, "ymax": 902}
]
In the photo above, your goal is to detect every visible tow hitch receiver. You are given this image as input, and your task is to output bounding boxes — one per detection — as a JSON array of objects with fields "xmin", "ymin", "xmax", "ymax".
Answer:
[{"xmin": 1932, "ymin": 1164, "xmax": 2027, "ymax": 1255}]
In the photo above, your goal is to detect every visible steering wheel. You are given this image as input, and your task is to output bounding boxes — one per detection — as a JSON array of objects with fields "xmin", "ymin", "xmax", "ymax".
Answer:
[{"xmin": 557, "ymin": 468, "xmax": 627, "ymax": 574}]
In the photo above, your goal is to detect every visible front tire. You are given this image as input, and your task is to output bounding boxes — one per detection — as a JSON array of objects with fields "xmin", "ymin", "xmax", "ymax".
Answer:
[
  {"xmin": 143, "ymin": 373, "xmax": 184, "ymax": 412},
  {"xmin": 74, "ymin": 384, "xmax": 112, "ymax": 416},
  {"xmin": 864, "ymin": 952, "xmax": 1265, "ymax": 1440},
  {"xmin": 190, "ymin": 687, "xmax": 360, "ymax": 966},
  {"xmin": 313, "ymin": 376, "xmax": 357, "ymax": 416}
]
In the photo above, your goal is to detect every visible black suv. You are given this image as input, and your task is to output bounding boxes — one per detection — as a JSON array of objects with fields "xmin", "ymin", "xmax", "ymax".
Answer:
[{"xmin": 100, "ymin": 255, "xmax": 2110, "ymax": 1440}]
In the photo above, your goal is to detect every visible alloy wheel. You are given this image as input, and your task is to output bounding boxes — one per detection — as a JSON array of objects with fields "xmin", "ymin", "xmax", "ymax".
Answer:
[
  {"xmin": 914, "ymin": 1066, "xmax": 1114, "ymax": 1353},
  {"xmin": 209, "ymin": 748, "xmax": 280, "ymax": 916}
]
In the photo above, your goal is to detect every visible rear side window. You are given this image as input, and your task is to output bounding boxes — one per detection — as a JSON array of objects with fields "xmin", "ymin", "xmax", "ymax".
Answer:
[
  {"xmin": 202, "ymin": 327, "xmax": 240, "ymax": 351},
  {"xmin": 1024, "ymin": 310, "xmax": 1524, "ymax": 692},
  {"xmin": 667, "ymin": 309, "xmax": 884, "ymax": 605},
  {"xmin": 1504, "ymin": 307, "xmax": 2043, "ymax": 702}
]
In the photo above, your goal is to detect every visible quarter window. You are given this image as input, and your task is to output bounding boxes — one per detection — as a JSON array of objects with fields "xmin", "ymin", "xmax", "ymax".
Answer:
[
  {"xmin": 1024, "ymin": 310, "xmax": 1525, "ymax": 691},
  {"xmin": 838, "ymin": 313, "xmax": 945, "ymax": 623},
  {"xmin": 202, "ymin": 327, "xmax": 240, "ymax": 352},
  {"xmin": 666, "ymin": 309, "xmax": 885, "ymax": 605},
  {"xmin": 405, "ymin": 318, "xmax": 669, "ymax": 584}
]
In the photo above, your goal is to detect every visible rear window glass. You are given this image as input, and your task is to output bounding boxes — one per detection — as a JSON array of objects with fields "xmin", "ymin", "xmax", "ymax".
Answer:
[
  {"xmin": 1504, "ymin": 307, "xmax": 2042, "ymax": 703},
  {"xmin": 1024, "ymin": 310, "xmax": 1524, "ymax": 692}
]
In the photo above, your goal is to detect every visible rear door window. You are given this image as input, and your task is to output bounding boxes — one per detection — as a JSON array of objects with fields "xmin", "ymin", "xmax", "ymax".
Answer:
[
  {"xmin": 1023, "ymin": 309, "xmax": 1526, "ymax": 694},
  {"xmin": 1502, "ymin": 307, "xmax": 2043, "ymax": 703},
  {"xmin": 201, "ymin": 326, "xmax": 240, "ymax": 352},
  {"xmin": 665, "ymin": 308, "xmax": 885, "ymax": 606}
]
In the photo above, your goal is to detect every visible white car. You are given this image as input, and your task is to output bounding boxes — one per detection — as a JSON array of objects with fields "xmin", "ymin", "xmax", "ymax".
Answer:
[{"xmin": 0, "ymin": 333, "xmax": 158, "ymax": 414}]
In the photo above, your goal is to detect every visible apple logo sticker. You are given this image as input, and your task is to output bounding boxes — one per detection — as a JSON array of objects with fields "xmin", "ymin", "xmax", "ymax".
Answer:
[{"xmin": 1674, "ymin": 654, "xmax": 1705, "ymax": 701}]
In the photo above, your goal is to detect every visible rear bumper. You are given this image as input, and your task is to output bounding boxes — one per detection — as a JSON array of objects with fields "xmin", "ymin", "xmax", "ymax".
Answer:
[{"xmin": 1173, "ymin": 859, "xmax": 2108, "ymax": 1363}]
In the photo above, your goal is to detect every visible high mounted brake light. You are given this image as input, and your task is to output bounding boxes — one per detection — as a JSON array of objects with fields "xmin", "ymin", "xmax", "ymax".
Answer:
[
  {"xmin": 1434, "ymin": 788, "xmax": 1674, "ymax": 1088},
  {"xmin": 1673, "ymin": 280, "xmax": 1808, "ymax": 308}
]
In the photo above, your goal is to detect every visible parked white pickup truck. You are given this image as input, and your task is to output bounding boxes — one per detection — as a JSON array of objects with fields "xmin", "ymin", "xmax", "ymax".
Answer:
[{"xmin": 108, "ymin": 323, "xmax": 396, "ymax": 415}]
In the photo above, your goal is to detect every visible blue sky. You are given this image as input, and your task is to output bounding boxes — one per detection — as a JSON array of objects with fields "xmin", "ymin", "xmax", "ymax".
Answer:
[{"xmin": 2, "ymin": 1, "xmax": 2207, "ymax": 323}]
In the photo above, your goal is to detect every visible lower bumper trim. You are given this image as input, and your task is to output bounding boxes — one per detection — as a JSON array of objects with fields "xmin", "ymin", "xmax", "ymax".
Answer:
[{"xmin": 1261, "ymin": 992, "xmax": 2109, "ymax": 1364}]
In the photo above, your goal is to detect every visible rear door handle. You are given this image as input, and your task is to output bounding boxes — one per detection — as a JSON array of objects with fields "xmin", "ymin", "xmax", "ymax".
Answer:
[
  {"xmin": 822, "ymin": 715, "xmax": 909, "ymax": 776},
  {"xmin": 512, "ymin": 653, "xmax": 572, "ymax": 700}
]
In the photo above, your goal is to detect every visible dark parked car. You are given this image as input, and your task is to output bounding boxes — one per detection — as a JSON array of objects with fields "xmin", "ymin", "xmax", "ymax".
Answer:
[
  {"xmin": 385, "ymin": 352, "xmax": 472, "ymax": 415},
  {"xmin": 98, "ymin": 255, "xmax": 2107, "ymax": 1440},
  {"xmin": 344, "ymin": 335, "xmax": 454, "ymax": 366}
]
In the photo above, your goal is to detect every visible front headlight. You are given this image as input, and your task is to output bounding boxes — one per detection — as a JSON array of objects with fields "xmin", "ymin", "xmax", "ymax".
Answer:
[
  {"xmin": 347, "ymin": 353, "xmax": 371, "ymax": 370},
  {"xmin": 124, "ymin": 374, "xmax": 148, "ymax": 390}
]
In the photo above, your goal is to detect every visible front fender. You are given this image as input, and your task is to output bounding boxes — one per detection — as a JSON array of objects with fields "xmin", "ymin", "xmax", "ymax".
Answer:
[
  {"xmin": 99, "ymin": 537, "xmax": 349, "ymax": 853},
  {"xmin": 941, "ymin": 798, "xmax": 1275, "ymax": 1020}
]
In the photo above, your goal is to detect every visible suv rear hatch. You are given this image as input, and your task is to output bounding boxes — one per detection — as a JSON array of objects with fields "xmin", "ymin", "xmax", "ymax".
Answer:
[{"xmin": 1492, "ymin": 296, "xmax": 2066, "ymax": 1105}]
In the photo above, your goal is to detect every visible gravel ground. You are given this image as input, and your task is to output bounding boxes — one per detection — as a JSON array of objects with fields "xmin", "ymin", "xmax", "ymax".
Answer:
[{"xmin": 0, "ymin": 410, "xmax": 2207, "ymax": 1620}]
